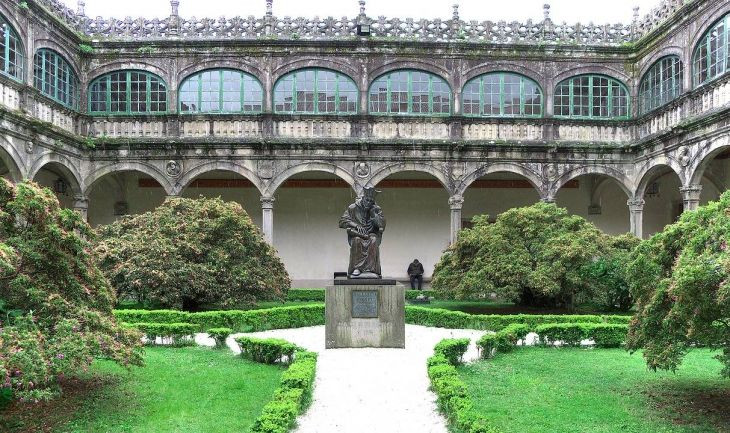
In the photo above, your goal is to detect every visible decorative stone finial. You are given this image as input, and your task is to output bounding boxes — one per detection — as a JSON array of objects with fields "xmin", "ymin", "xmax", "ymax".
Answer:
[
  {"xmin": 359, "ymin": 0, "xmax": 366, "ymax": 17},
  {"xmin": 266, "ymin": 0, "xmax": 273, "ymax": 17},
  {"xmin": 633, "ymin": 6, "xmax": 640, "ymax": 23},
  {"xmin": 452, "ymin": 3, "xmax": 459, "ymax": 21},
  {"xmin": 170, "ymin": 0, "xmax": 179, "ymax": 17},
  {"xmin": 77, "ymin": 0, "xmax": 85, "ymax": 16},
  {"xmin": 543, "ymin": 3, "xmax": 551, "ymax": 21}
]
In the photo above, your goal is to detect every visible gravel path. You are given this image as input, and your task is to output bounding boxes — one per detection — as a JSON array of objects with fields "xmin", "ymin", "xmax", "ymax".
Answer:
[{"xmin": 214, "ymin": 325, "xmax": 486, "ymax": 433}]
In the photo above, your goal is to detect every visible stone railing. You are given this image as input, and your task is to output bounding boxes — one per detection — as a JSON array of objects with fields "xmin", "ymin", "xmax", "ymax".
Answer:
[
  {"xmin": 181, "ymin": 119, "xmax": 262, "ymax": 137},
  {"xmin": 372, "ymin": 119, "xmax": 449, "ymax": 140},
  {"xmin": 89, "ymin": 118, "xmax": 167, "ymax": 138},
  {"xmin": 0, "ymin": 81, "xmax": 20, "ymax": 111},
  {"xmin": 33, "ymin": 100, "xmax": 75, "ymax": 133},
  {"xmin": 32, "ymin": 0, "xmax": 695, "ymax": 44},
  {"xmin": 462, "ymin": 121, "xmax": 543, "ymax": 141},
  {"xmin": 557, "ymin": 123, "xmax": 632, "ymax": 143},
  {"xmin": 274, "ymin": 119, "xmax": 351, "ymax": 138}
]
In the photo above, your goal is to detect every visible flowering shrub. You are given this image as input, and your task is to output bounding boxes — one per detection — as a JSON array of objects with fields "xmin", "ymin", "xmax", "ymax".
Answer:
[
  {"xmin": 95, "ymin": 197, "xmax": 290, "ymax": 311},
  {"xmin": 0, "ymin": 180, "xmax": 142, "ymax": 402}
]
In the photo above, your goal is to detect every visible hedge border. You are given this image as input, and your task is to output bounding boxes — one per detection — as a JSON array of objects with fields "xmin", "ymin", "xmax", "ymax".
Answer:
[
  {"xmin": 286, "ymin": 288, "xmax": 437, "ymax": 302},
  {"xmin": 428, "ymin": 338, "xmax": 501, "ymax": 433},
  {"xmin": 115, "ymin": 305, "xmax": 630, "ymax": 334},
  {"xmin": 248, "ymin": 348, "xmax": 318, "ymax": 433},
  {"xmin": 235, "ymin": 336, "xmax": 300, "ymax": 365}
]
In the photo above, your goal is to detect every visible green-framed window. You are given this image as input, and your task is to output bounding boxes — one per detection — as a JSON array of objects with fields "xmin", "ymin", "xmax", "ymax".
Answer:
[
  {"xmin": 639, "ymin": 56, "xmax": 682, "ymax": 115},
  {"xmin": 462, "ymin": 72, "xmax": 542, "ymax": 117},
  {"xmin": 0, "ymin": 14, "xmax": 24, "ymax": 81},
  {"xmin": 89, "ymin": 70, "xmax": 167, "ymax": 115},
  {"xmin": 368, "ymin": 70, "xmax": 451, "ymax": 116},
  {"xmin": 33, "ymin": 49, "xmax": 79, "ymax": 109},
  {"xmin": 274, "ymin": 68, "xmax": 357, "ymax": 114},
  {"xmin": 692, "ymin": 12, "xmax": 730, "ymax": 86},
  {"xmin": 179, "ymin": 69, "xmax": 263, "ymax": 113},
  {"xmin": 554, "ymin": 74, "xmax": 630, "ymax": 119}
]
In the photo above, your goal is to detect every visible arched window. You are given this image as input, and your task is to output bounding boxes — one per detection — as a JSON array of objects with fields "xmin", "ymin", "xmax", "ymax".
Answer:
[
  {"xmin": 462, "ymin": 72, "xmax": 542, "ymax": 117},
  {"xmin": 274, "ymin": 68, "xmax": 358, "ymax": 114},
  {"xmin": 639, "ymin": 56, "xmax": 683, "ymax": 114},
  {"xmin": 0, "ymin": 14, "xmax": 24, "ymax": 81},
  {"xmin": 554, "ymin": 74, "xmax": 630, "ymax": 119},
  {"xmin": 34, "ymin": 49, "xmax": 79, "ymax": 109},
  {"xmin": 693, "ymin": 12, "xmax": 730, "ymax": 86},
  {"xmin": 89, "ymin": 71, "xmax": 167, "ymax": 115},
  {"xmin": 179, "ymin": 69, "xmax": 263, "ymax": 113},
  {"xmin": 369, "ymin": 70, "xmax": 451, "ymax": 115}
]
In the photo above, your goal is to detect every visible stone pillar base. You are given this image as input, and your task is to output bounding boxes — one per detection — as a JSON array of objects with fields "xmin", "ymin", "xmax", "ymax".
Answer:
[{"xmin": 325, "ymin": 284, "xmax": 405, "ymax": 349}]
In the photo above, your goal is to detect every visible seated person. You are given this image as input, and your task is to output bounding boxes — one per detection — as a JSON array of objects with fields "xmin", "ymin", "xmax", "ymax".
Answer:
[{"xmin": 407, "ymin": 259, "xmax": 424, "ymax": 290}]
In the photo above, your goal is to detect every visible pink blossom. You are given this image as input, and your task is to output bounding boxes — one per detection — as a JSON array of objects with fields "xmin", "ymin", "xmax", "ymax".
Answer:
[{"xmin": 56, "ymin": 353, "xmax": 65, "ymax": 360}]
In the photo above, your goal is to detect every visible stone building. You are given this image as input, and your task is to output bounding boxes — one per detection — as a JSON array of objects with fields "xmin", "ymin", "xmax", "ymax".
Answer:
[{"xmin": 0, "ymin": 0, "xmax": 729, "ymax": 285}]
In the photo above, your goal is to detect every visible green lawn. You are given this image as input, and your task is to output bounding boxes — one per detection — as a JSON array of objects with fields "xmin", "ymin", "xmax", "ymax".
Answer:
[
  {"xmin": 1, "ymin": 347, "xmax": 283, "ymax": 433},
  {"xmin": 459, "ymin": 348, "xmax": 729, "ymax": 433}
]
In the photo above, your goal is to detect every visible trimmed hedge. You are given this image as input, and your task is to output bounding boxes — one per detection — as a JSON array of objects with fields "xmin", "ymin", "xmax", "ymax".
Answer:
[
  {"xmin": 236, "ymin": 336, "xmax": 301, "ymax": 365},
  {"xmin": 115, "ymin": 305, "xmax": 631, "ymax": 335},
  {"xmin": 285, "ymin": 288, "xmax": 437, "ymax": 302},
  {"xmin": 123, "ymin": 322, "xmax": 198, "ymax": 346},
  {"xmin": 433, "ymin": 338, "xmax": 470, "ymax": 366},
  {"xmin": 536, "ymin": 323, "xmax": 628, "ymax": 348},
  {"xmin": 428, "ymin": 339, "xmax": 500, "ymax": 433},
  {"xmin": 249, "ymin": 350, "xmax": 318, "ymax": 433},
  {"xmin": 207, "ymin": 327, "xmax": 232, "ymax": 349},
  {"xmin": 115, "ymin": 305, "xmax": 325, "ymax": 332},
  {"xmin": 477, "ymin": 323, "xmax": 530, "ymax": 358}
]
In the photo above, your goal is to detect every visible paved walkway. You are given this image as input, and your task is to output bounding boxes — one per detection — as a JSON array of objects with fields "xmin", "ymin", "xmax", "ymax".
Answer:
[{"xmin": 216, "ymin": 325, "xmax": 486, "ymax": 433}]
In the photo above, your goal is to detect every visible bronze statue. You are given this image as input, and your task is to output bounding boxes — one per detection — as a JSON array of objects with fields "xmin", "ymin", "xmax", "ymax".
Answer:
[{"xmin": 339, "ymin": 187, "xmax": 385, "ymax": 278}]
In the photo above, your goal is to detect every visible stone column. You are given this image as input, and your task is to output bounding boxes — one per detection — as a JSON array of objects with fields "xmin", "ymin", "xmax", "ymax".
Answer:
[
  {"xmin": 73, "ymin": 196, "xmax": 89, "ymax": 222},
  {"xmin": 627, "ymin": 198, "xmax": 644, "ymax": 239},
  {"xmin": 680, "ymin": 184, "xmax": 702, "ymax": 212},
  {"xmin": 261, "ymin": 195, "xmax": 275, "ymax": 245},
  {"xmin": 448, "ymin": 195, "xmax": 464, "ymax": 245}
]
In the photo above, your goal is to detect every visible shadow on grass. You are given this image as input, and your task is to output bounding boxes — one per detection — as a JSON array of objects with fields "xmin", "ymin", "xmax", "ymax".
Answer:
[
  {"xmin": 0, "ymin": 373, "xmax": 132, "ymax": 433},
  {"xmin": 644, "ymin": 383, "xmax": 730, "ymax": 432}
]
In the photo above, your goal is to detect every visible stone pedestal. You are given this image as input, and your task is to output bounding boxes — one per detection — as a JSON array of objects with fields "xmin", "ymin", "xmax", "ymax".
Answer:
[{"xmin": 325, "ymin": 284, "xmax": 405, "ymax": 349}]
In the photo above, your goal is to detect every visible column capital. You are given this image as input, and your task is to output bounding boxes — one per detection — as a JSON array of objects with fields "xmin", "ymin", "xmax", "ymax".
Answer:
[
  {"xmin": 627, "ymin": 198, "xmax": 645, "ymax": 211},
  {"xmin": 73, "ymin": 196, "xmax": 89, "ymax": 210},
  {"xmin": 540, "ymin": 197, "xmax": 555, "ymax": 204},
  {"xmin": 448, "ymin": 194, "xmax": 464, "ymax": 210},
  {"xmin": 260, "ymin": 195, "xmax": 275, "ymax": 209},
  {"xmin": 680, "ymin": 184, "xmax": 703, "ymax": 198}
]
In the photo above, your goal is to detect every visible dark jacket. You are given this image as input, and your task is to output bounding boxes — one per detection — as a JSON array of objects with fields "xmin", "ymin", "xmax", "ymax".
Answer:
[{"xmin": 407, "ymin": 262, "xmax": 424, "ymax": 276}]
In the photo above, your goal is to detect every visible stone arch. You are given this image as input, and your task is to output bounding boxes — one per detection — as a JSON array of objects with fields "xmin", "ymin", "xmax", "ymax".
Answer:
[
  {"xmin": 28, "ymin": 153, "xmax": 83, "ymax": 196},
  {"xmin": 553, "ymin": 165, "xmax": 633, "ymax": 198},
  {"xmin": 177, "ymin": 60, "xmax": 264, "ymax": 84},
  {"xmin": 369, "ymin": 61, "xmax": 451, "ymax": 84},
  {"xmin": 688, "ymin": 5, "xmax": 730, "ymax": 57},
  {"xmin": 33, "ymin": 39, "xmax": 82, "ymax": 76},
  {"xmin": 549, "ymin": 66, "xmax": 631, "ymax": 94},
  {"xmin": 0, "ymin": 5, "xmax": 28, "ymax": 47},
  {"xmin": 462, "ymin": 62, "xmax": 545, "ymax": 87},
  {"xmin": 265, "ymin": 162, "xmax": 357, "ymax": 196},
  {"xmin": 637, "ymin": 46, "xmax": 684, "ymax": 79},
  {"xmin": 86, "ymin": 61, "xmax": 171, "ymax": 87},
  {"xmin": 633, "ymin": 160, "xmax": 683, "ymax": 199},
  {"xmin": 367, "ymin": 163, "xmax": 453, "ymax": 195},
  {"xmin": 271, "ymin": 58, "xmax": 362, "ymax": 85},
  {"xmin": 688, "ymin": 134, "xmax": 730, "ymax": 185},
  {"xmin": 455, "ymin": 163, "xmax": 542, "ymax": 197},
  {"xmin": 0, "ymin": 136, "xmax": 26, "ymax": 181},
  {"xmin": 174, "ymin": 161, "xmax": 264, "ymax": 195},
  {"xmin": 83, "ymin": 162, "xmax": 174, "ymax": 196}
]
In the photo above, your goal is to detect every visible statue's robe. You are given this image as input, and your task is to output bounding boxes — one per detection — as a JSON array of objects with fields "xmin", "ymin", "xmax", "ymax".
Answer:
[{"xmin": 339, "ymin": 201, "xmax": 385, "ymax": 276}]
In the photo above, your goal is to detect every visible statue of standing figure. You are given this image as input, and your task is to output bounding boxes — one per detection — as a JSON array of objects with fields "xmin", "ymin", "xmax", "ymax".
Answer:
[{"xmin": 339, "ymin": 187, "xmax": 386, "ymax": 279}]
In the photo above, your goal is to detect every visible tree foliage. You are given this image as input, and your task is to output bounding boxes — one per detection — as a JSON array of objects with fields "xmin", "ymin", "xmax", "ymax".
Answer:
[
  {"xmin": 0, "ymin": 180, "xmax": 142, "ymax": 402},
  {"xmin": 95, "ymin": 196, "xmax": 290, "ymax": 311},
  {"xmin": 432, "ymin": 202, "xmax": 635, "ymax": 309},
  {"xmin": 626, "ymin": 191, "xmax": 730, "ymax": 377}
]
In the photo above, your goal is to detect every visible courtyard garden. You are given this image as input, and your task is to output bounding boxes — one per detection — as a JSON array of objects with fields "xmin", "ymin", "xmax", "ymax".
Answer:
[{"xmin": 1, "ymin": 180, "xmax": 728, "ymax": 432}]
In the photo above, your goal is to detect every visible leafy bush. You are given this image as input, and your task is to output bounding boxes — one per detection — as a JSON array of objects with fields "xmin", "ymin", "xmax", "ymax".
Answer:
[
  {"xmin": 124, "ymin": 322, "xmax": 198, "ymax": 346},
  {"xmin": 207, "ymin": 327, "xmax": 232, "ymax": 349},
  {"xmin": 0, "ymin": 180, "xmax": 142, "ymax": 402},
  {"xmin": 236, "ymin": 337, "xmax": 300, "ymax": 364},
  {"xmin": 589, "ymin": 324, "xmax": 627, "ymax": 348},
  {"xmin": 96, "ymin": 196, "xmax": 290, "ymax": 311},
  {"xmin": 432, "ymin": 203, "xmax": 637, "ymax": 309},
  {"xmin": 433, "ymin": 338, "xmax": 470, "ymax": 366},
  {"xmin": 626, "ymin": 191, "xmax": 730, "ymax": 377},
  {"xmin": 582, "ymin": 234, "xmax": 640, "ymax": 311},
  {"xmin": 427, "ymin": 339, "xmax": 500, "ymax": 433},
  {"xmin": 477, "ymin": 324, "xmax": 530, "ymax": 358},
  {"xmin": 249, "ymin": 350, "xmax": 317, "ymax": 433}
]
